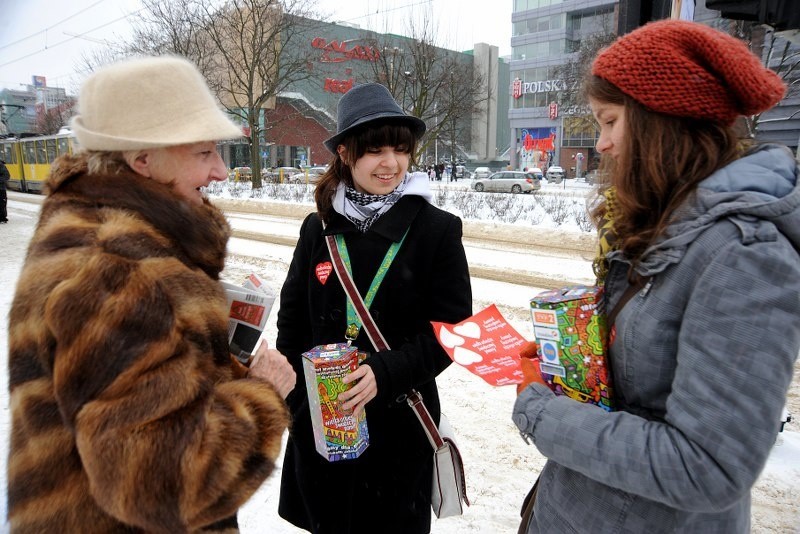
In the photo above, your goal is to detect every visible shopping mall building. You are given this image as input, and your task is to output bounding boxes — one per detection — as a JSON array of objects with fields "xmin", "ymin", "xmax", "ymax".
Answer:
[
  {"xmin": 226, "ymin": 1, "xmax": 799, "ymax": 174},
  {"xmin": 227, "ymin": 18, "xmax": 511, "ymax": 171}
]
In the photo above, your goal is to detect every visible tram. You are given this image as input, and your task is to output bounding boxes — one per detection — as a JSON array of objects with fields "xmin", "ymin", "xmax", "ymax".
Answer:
[{"xmin": 0, "ymin": 132, "xmax": 78, "ymax": 193}]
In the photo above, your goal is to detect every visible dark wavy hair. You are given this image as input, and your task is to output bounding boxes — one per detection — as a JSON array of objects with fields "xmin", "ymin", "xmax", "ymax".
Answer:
[
  {"xmin": 585, "ymin": 75, "xmax": 747, "ymax": 260},
  {"xmin": 314, "ymin": 122, "xmax": 419, "ymax": 223}
]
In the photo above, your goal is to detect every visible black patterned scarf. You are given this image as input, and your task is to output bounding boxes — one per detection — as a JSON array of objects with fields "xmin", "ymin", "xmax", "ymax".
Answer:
[{"xmin": 332, "ymin": 172, "xmax": 432, "ymax": 232}]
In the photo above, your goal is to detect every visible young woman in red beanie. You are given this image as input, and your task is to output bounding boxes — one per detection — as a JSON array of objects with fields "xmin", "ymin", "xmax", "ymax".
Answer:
[
  {"xmin": 275, "ymin": 83, "xmax": 472, "ymax": 533},
  {"xmin": 514, "ymin": 20, "xmax": 800, "ymax": 533}
]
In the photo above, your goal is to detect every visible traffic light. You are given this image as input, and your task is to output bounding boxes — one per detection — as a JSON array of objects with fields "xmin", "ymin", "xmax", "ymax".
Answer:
[{"xmin": 706, "ymin": 0, "xmax": 800, "ymax": 31}]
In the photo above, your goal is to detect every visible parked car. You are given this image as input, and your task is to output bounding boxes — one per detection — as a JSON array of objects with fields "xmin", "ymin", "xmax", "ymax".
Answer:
[
  {"xmin": 545, "ymin": 165, "xmax": 565, "ymax": 183},
  {"xmin": 263, "ymin": 166, "xmax": 302, "ymax": 183},
  {"xmin": 228, "ymin": 167, "xmax": 252, "ymax": 182},
  {"xmin": 289, "ymin": 166, "xmax": 328, "ymax": 184},
  {"xmin": 473, "ymin": 166, "xmax": 491, "ymax": 180},
  {"xmin": 528, "ymin": 167, "xmax": 544, "ymax": 180},
  {"xmin": 472, "ymin": 171, "xmax": 541, "ymax": 194},
  {"xmin": 454, "ymin": 165, "xmax": 471, "ymax": 179}
]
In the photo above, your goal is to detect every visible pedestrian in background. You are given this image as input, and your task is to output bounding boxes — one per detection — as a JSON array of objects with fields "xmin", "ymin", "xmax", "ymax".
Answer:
[
  {"xmin": 7, "ymin": 56, "xmax": 294, "ymax": 533},
  {"xmin": 514, "ymin": 20, "xmax": 799, "ymax": 533},
  {"xmin": 275, "ymin": 82, "xmax": 472, "ymax": 534},
  {"xmin": 0, "ymin": 157, "xmax": 9, "ymax": 223}
]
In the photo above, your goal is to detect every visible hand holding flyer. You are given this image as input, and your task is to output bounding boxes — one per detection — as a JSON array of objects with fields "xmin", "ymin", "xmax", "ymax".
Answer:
[
  {"xmin": 431, "ymin": 304, "xmax": 529, "ymax": 387},
  {"xmin": 516, "ymin": 341, "xmax": 547, "ymax": 394}
]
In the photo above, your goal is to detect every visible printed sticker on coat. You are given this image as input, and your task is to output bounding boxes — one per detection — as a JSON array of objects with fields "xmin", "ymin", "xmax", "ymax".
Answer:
[{"xmin": 315, "ymin": 261, "xmax": 333, "ymax": 285}]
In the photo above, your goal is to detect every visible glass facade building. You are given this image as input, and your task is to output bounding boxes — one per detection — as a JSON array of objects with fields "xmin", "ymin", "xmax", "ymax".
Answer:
[{"xmin": 508, "ymin": 0, "xmax": 617, "ymax": 174}]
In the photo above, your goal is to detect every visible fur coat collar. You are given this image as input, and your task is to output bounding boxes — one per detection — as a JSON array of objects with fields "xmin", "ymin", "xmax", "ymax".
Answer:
[{"xmin": 44, "ymin": 153, "xmax": 231, "ymax": 279}]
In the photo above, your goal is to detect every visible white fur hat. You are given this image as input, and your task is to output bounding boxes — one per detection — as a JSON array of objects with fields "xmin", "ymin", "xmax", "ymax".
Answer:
[{"xmin": 71, "ymin": 56, "xmax": 243, "ymax": 150}]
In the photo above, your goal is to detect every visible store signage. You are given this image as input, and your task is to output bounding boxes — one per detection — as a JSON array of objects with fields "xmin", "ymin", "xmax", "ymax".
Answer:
[
  {"xmin": 562, "ymin": 105, "xmax": 591, "ymax": 116},
  {"xmin": 324, "ymin": 77, "xmax": 354, "ymax": 94},
  {"xmin": 549, "ymin": 102, "xmax": 558, "ymax": 120},
  {"xmin": 312, "ymin": 37, "xmax": 380, "ymax": 63},
  {"xmin": 521, "ymin": 127, "xmax": 557, "ymax": 152},
  {"xmin": 512, "ymin": 77, "xmax": 566, "ymax": 99}
]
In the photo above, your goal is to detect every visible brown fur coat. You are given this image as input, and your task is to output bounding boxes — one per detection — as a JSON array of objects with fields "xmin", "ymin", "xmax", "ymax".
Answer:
[{"xmin": 7, "ymin": 155, "xmax": 289, "ymax": 533}]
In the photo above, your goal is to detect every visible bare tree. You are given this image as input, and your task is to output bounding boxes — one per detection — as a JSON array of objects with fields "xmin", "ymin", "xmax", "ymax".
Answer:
[
  {"xmin": 549, "ymin": 13, "xmax": 617, "ymax": 157},
  {"xmin": 197, "ymin": 0, "xmax": 319, "ymax": 186},
  {"xmin": 35, "ymin": 100, "xmax": 76, "ymax": 135},
  {"xmin": 80, "ymin": 0, "xmax": 320, "ymax": 189},
  {"xmin": 361, "ymin": 16, "xmax": 489, "ymax": 164}
]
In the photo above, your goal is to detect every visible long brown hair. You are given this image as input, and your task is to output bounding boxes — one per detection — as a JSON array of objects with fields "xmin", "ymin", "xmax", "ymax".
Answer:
[
  {"xmin": 585, "ymin": 75, "xmax": 746, "ymax": 260},
  {"xmin": 314, "ymin": 122, "xmax": 419, "ymax": 223}
]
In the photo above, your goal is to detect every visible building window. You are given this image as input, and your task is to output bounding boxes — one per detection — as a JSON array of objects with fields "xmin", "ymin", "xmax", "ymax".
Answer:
[
  {"xmin": 513, "ymin": 38, "xmax": 573, "ymax": 60},
  {"xmin": 513, "ymin": 13, "xmax": 566, "ymax": 36},
  {"xmin": 513, "ymin": 0, "xmax": 566, "ymax": 13},
  {"xmin": 562, "ymin": 116, "xmax": 599, "ymax": 147},
  {"xmin": 567, "ymin": 8, "xmax": 616, "ymax": 33}
]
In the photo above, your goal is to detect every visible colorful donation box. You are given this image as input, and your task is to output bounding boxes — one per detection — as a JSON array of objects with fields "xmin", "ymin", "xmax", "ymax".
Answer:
[
  {"xmin": 302, "ymin": 343, "xmax": 369, "ymax": 461},
  {"xmin": 530, "ymin": 285, "xmax": 614, "ymax": 411}
]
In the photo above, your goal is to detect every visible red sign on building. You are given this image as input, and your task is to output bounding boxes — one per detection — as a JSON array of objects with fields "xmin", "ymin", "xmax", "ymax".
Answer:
[
  {"xmin": 311, "ymin": 37, "xmax": 380, "ymax": 63},
  {"xmin": 324, "ymin": 78, "xmax": 354, "ymax": 94},
  {"xmin": 512, "ymin": 78, "xmax": 523, "ymax": 99},
  {"xmin": 549, "ymin": 102, "xmax": 558, "ymax": 120}
]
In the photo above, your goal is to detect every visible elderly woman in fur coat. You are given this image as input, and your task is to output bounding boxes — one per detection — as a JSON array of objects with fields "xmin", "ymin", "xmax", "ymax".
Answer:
[{"xmin": 6, "ymin": 56, "xmax": 294, "ymax": 533}]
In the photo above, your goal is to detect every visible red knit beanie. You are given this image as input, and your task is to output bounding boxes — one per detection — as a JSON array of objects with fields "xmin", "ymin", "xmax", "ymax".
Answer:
[{"xmin": 591, "ymin": 20, "xmax": 786, "ymax": 125}]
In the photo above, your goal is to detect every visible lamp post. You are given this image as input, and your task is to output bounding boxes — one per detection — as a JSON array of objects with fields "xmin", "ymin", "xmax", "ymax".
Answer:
[{"xmin": 434, "ymin": 102, "xmax": 438, "ymax": 163}]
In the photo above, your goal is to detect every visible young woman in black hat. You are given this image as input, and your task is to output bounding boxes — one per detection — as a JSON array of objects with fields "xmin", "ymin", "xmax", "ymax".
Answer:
[{"xmin": 275, "ymin": 83, "xmax": 472, "ymax": 533}]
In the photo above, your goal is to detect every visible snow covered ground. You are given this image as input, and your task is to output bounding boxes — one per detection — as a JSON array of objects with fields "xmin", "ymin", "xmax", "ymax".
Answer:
[{"xmin": 2, "ymin": 181, "xmax": 799, "ymax": 533}]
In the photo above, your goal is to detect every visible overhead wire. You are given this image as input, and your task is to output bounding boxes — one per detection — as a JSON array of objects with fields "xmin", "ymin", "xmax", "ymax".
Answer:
[
  {"xmin": 0, "ymin": 0, "xmax": 109, "ymax": 51},
  {"xmin": 0, "ymin": 4, "xmax": 145, "ymax": 70}
]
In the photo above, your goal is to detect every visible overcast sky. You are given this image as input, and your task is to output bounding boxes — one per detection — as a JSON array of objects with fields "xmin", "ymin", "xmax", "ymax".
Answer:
[{"xmin": 0, "ymin": 0, "xmax": 513, "ymax": 94}]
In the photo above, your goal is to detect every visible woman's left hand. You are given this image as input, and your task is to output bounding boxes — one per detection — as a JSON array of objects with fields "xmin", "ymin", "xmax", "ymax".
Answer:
[{"xmin": 340, "ymin": 365, "xmax": 377, "ymax": 418}]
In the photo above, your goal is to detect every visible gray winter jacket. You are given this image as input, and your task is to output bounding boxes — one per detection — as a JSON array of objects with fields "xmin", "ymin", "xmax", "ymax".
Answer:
[{"xmin": 514, "ymin": 144, "xmax": 800, "ymax": 533}]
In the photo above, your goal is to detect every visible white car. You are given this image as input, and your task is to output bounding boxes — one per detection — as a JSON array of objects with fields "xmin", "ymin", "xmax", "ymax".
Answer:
[
  {"xmin": 546, "ymin": 166, "xmax": 565, "ymax": 183},
  {"xmin": 473, "ymin": 167, "xmax": 491, "ymax": 180},
  {"xmin": 472, "ymin": 171, "xmax": 541, "ymax": 194}
]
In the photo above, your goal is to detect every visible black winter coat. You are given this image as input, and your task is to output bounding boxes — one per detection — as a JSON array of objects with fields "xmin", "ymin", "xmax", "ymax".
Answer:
[{"xmin": 276, "ymin": 195, "xmax": 472, "ymax": 534}]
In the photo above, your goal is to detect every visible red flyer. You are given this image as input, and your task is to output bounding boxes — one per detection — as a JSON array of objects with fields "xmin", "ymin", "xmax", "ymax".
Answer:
[{"xmin": 431, "ymin": 304, "xmax": 528, "ymax": 387}]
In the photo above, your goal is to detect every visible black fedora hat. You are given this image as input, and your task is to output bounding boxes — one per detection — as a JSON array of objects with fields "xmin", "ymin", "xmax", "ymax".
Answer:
[{"xmin": 324, "ymin": 83, "xmax": 426, "ymax": 153}]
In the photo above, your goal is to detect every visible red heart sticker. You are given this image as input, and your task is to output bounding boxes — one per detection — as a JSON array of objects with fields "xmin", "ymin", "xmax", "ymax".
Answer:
[{"xmin": 315, "ymin": 261, "xmax": 333, "ymax": 285}]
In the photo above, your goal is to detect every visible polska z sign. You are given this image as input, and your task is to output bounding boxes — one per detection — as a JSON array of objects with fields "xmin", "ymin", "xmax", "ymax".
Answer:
[{"xmin": 512, "ymin": 77, "xmax": 566, "ymax": 99}]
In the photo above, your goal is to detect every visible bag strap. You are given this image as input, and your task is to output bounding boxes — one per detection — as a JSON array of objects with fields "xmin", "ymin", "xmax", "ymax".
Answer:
[
  {"xmin": 325, "ymin": 234, "xmax": 390, "ymax": 351},
  {"xmin": 607, "ymin": 275, "xmax": 651, "ymax": 327},
  {"xmin": 407, "ymin": 390, "xmax": 445, "ymax": 450},
  {"xmin": 326, "ymin": 234, "xmax": 446, "ymax": 452}
]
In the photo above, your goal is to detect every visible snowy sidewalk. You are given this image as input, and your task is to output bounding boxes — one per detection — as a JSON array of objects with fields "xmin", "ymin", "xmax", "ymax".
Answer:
[{"xmin": 2, "ymin": 197, "xmax": 799, "ymax": 532}]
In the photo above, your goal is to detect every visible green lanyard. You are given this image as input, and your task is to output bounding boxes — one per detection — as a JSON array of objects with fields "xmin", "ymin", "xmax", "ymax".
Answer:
[{"xmin": 336, "ymin": 230, "xmax": 408, "ymax": 343}]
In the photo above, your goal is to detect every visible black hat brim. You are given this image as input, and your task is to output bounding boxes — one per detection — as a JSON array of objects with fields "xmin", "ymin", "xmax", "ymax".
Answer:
[{"xmin": 324, "ymin": 113, "xmax": 426, "ymax": 154}]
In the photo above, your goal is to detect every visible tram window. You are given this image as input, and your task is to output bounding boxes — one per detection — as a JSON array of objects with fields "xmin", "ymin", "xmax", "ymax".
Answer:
[
  {"xmin": 36, "ymin": 140, "xmax": 47, "ymax": 164},
  {"xmin": 24, "ymin": 142, "xmax": 36, "ymax": 163},
  {"xmin": 57, "ymin": 137, "xmax": 69, "ymax": 156},
  {"xmin": 45, "ymin": 139, "xmax": 57, "ymax": 162},
  {"xmin": 44, "ymin": 139, "xmax": 58, "ymax": 163}
]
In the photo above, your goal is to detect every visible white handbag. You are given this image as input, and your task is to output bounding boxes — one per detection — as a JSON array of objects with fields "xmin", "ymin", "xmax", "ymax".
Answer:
[{"xmin": 408, "ymin": 393, "xmax": 469, "ymax": 518}]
